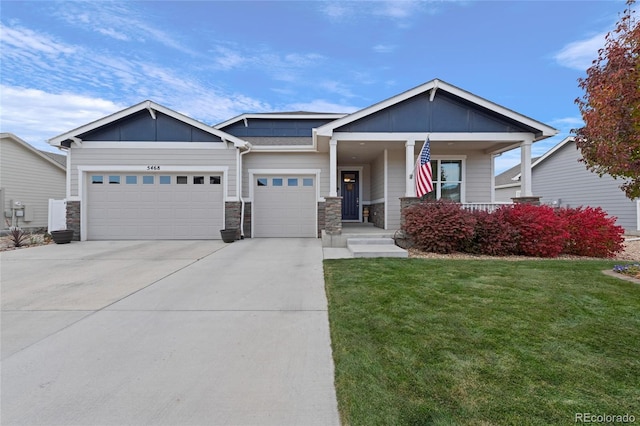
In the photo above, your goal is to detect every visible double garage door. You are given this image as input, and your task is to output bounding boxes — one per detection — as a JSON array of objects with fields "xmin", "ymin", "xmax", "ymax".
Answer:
[
  {"xmin": 253, "ymin": 175, "xmax": 317, "ymax": 238},
  {"xmin": 87, "ymin": 173, "xmax": 224, "ymax": 240}
]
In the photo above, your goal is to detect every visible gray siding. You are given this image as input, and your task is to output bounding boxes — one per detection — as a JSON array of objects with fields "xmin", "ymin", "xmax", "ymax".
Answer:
[
  {"xmin": 69, "ymin": 145, "xmax": 238, "ymax": 198},
  {"xmin": 533, "ymin": 141, "xmax": 638, "ymax": 232},
  {"xmin": 386, "ymin": 148, "xmax": 405, "ymax": 230},
  {"xmin": 495, "ymin": 185, "xmax": 520, "ymax": 202},
  {"xmin": 0, "ymin": 136, "xmax": 66, "ymax": 228},
  {"xmin": 242, "ymin": 152, "xmax": 329, "ymax": 199},
  {"xmin": 370, "ymin": 153, "xmax": 385, "ymax": 201},
  {"xmin": 465, "ymin": 152, "xmax": 493, "ymax": 203}
]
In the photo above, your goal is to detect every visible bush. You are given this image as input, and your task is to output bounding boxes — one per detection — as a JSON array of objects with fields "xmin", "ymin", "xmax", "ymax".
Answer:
[
  {"xmin": 494, "ymin": 204, "xmax": 569, "ymax": 257},
  {"xmin": 557, "ymin": 206, "xmax": 624, "ymax": 257},
  {"xmin": 402, "ymin": 200, "xmax": 476, "ymax": 253},
  {"xmin": 8, "ymin": 226, "xmax": 28, "ymax": 248},
  {"xmin": 465, "ymin": 210, "xmax": 519, "ymax": 256}
]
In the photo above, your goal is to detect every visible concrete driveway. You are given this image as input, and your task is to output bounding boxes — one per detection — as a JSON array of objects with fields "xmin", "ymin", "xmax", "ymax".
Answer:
[{"xmin": 1, "ymin": 239, "xmax": 340, "ymax": 426}]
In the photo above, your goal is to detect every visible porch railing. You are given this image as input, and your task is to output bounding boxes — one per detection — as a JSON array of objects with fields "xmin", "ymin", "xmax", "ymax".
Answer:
[{"xmin": 460, "ymin": 202, "xmax": 512, "ymax": 213}]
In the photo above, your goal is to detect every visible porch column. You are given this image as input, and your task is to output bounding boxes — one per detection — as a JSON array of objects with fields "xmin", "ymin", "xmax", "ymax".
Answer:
[
  {"xmin": 405, "ymin": 139, "xmax": 416, "ymax": 197},
  {"xmin": 520, "ymin": 136, "xmax": 534, "ymax": 196},
  {"xmin": 330, "ymin": 138, "xmax": 337, "ymax": 197}
]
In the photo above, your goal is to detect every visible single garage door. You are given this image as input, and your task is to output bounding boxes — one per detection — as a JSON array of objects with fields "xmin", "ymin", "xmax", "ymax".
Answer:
[
  {"xmin": 253, "ymin": 175, "xmax": 316, "ymax": 237},
  {"xmin": 87, "ymin": 173, "xmax": 224, "ymax": 240}
]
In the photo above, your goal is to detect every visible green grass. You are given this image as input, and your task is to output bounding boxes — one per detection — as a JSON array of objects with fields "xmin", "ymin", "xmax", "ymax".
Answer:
[{"xmin": 324, "ymin": 259, "xmax": 640, "ymax": 426}]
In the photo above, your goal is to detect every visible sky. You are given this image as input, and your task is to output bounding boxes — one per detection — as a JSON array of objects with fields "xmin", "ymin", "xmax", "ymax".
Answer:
[{"xmin": 0, "ymin": 0, "xmax": 631, "ymax": 173}]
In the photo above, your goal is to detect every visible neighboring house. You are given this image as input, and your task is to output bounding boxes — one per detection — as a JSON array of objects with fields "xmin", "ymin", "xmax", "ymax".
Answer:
[
  {"xmin": 0, "ymin": 133, "xmax": 67, "ymax": 231},
  {"xmin": 495, "ymin": 157, "xmax": 540, "ymax": 202},
  {"xmin": 47, "ymin": 78, "xmax": 557, "ymax": 242},
  {"xmin": 496, "ymin": 136, "xmax": 640, "ymax": 235}
]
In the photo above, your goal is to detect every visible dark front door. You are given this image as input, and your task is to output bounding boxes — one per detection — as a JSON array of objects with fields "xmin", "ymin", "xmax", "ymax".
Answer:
[{"xmin": 341, "ymin": 171, "xmax": 359, "ymax": 221}]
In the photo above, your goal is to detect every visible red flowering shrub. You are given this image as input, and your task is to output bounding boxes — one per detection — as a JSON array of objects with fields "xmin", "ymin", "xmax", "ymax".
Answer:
[
  {"xmin": 494, "ymin": 204, "xmax": 569, "ymax": 257},
  {"xmin": 556, "ymin": 206, "xmax": 624, "ymax": 257},
  {"xmin": 402, "ymin": 200, "xmax": 476, "ymax": 253},
  {"xmin": 465, "ymin": 210, "xmax": 519, "ymax": 256}
]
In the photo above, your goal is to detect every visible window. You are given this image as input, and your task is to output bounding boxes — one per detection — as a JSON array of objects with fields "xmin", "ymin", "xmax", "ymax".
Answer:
[
  {"xmin": 108, "ymin": 175, "xmax": 120, "ymax": 184},
  {"xmin": 125, "ymin": 176, "xmax": 137, "ymax": 184},
  {"xmin": 159, "ymin": 176, "xmax": 171, "ymax": 184},
  {"xmin": 193, "ymin": 176, "xmax": 204, "ymax": 184},
  {"xmin": 425, "ymin": 159, "xmax": 463, "ymax": 202},
  {"xmin": 91, "ymin": 175, "xmax": 103, "ymax": 184},
  {"xmin": 210, "ymin": 176, "xmax": 221, "ymax": 184},
  {"xmin": 272, "ymin": 178, "xmax": 283, "ymax": 187},
  {"xmin": 288, "ymin": 178, "xmax": 298, "ymax": 186},
  {"xmin": 257, "ymin": 178, "xmax": 267, "ymax": 186},
  {"xmin": 143, "ymin": 175, "xmax": 154, "ymax": 185},
  {"xmin": 177, "ymin": 176, "xmax": 188, "ymax": 184},
  {"xmin": 303, "ymin": 178, "xmax": 313, "ymax": 187}
]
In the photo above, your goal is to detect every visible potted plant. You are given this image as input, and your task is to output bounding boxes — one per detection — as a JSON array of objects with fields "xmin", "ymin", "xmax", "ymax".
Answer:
[
  {"xmin": 220, "ymin": 229, "xmax": 238, "ymax": 243},
  {"xmin": 50, "ymin": 229, "xmax": 74, "ymax": 244}
]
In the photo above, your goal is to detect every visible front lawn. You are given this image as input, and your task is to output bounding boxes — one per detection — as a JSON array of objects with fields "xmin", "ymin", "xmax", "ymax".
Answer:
[{"xmin": 324, "ymin": 259, "xmax": 640, "ymax": 425}]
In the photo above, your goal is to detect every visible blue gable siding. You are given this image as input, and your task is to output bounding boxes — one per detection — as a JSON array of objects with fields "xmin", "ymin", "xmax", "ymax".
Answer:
[
  {"xmin": 79, "ymin": 111, "xmax": 223, "ymax": 142},
  {"xmin": 336, "ymin": 92, "xmax": 539, "ymax": 135},
  {"xmin": 221, "ymin": 118, "xmax": 335, "ymax": 137}
]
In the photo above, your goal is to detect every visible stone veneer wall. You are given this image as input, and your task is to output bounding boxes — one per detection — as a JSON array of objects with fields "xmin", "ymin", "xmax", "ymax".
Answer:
[
  {"xmin": 369, "ymin": 202, "xmax": 385, "ymax": 229},
  {"xmin": 224, "ymin": 202, "xmax": 242, "ymax": 240},
  {"xmin": 317, "ymin": 201, "xmax": 326, "ymax": 238},
  {"xmin": 400, "ymin": 197, "xmax": 422, "ymax": 228},
  {"xmin": 324, "ymin": 197, "xmax": 342, "ymax": 235},
  {"xmin": 66, "ymin": 200, "xmax": 81, "ymax": 241}
]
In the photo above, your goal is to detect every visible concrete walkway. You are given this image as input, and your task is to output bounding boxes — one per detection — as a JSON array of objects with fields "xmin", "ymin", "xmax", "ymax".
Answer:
[{"xmin": 1, "ymin": 239, "xmax": 340, "ymax": 426}]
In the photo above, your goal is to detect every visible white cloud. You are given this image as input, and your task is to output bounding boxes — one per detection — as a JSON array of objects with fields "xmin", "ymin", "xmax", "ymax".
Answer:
[
  {"xmin": 0, "ymin": 23, "xmax": 76, "ymax": 55},
  {"xmin": 373, "ymin": 44, "xmax": 396, "ymax": 53},
  {"xmin": 555, "ymin": 32, "xmax": 607, "ymax": 71},
  {"xmin": 287, "ymin": 99, "xmax": 360, "ymax": 114},
  {"xmin": 0, "ymin": 85, "xmax": 124, "ymax": 151}
]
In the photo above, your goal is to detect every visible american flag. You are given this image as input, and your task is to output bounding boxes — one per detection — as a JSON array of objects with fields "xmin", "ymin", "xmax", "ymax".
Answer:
[{"xmin": 415, "ymin": 138, "xmax": 433, "ymax": 197}]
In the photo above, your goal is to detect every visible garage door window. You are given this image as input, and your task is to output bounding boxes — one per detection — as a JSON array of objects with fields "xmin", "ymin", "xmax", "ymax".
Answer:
[
  {"xmin": 210, "ymin": 176, "xmax": 221, "ymax": 184},
  {"xmin": 126, "ymin": 176, "xmax": 137, "ymax": 184},
  {"xmin": 177, "ymin": 176, "xmax": 188, "ymax": 184},
  {"xmin": 303, "ymin": 178, "xmax": 313, "ymax": 187},
  {"xmin": 109, "ymin": 176, "xmax": 120, "ymax": 184},
  {"xmin": 92, "ymin": 175, "xmax": 103, "ymax": 184},
  {"xmin": 143, "ymin": 176, "xmax": 154, "ymax": 184},
  {"xmin": 273, "ymin": 178, "xmax": 283, "ymax": 186},
  {"xmin": 288, "ymin": 178, "xmax": 298, "ymax": 186},
  {"xmin": 194, "ymin": 176, "xmax": 204, "ymax": 184},
  {"xmin": 160, "ymin": 176, "xmax": 171, "ymax": 184},
  {"xmin": 257, "ymin": 178, "xmax": 267, "ymax": 186}
]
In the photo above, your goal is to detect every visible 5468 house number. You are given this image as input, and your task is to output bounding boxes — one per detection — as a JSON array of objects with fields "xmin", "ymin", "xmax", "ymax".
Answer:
[{"xmin": 146, "ymin": 165, "xmax": 161, "ymax": 170}]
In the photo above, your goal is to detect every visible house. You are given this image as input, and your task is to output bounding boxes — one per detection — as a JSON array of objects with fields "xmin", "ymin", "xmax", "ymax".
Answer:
[
  {"xmin": 48, "ymin": 79, "xmax": 557, "ymax": 242},
  {"xmin": 495, "ymin": 136, "xmax": 640, "ymax": 235},
  {"xmin": 494, "ymin": 157, "xmax": 540, "ymax": 202},
  {"xmin": 0, "ymin": 133, "xmax": 66, "ymax": 231}
]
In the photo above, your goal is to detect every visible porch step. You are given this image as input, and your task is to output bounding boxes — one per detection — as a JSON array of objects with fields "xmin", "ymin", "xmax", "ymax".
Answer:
[{"xmin": 347, "ymin": 237, "xmax": 408, "ymax": 258}]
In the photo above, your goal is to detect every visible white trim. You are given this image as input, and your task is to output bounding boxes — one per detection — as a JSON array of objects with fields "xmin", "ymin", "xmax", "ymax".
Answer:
[
  {"xmin": 430, "ymin": 156, "xmax": 466, "ymax": 203},
  {"xmin": 384, "ymin": 149, "xmax": 388, "ymax": 230},
  {"xmin": 248, "ymin": 168, "xmax": 321, "ymax": 238},
  {"xmin": 514, "ymin": 136, "xmax": 575, "ymax": 180},
  {"xmin": 490, "ymin": 154, "xmax": 496, "ymax": 203},
  {"xmin": 78, "ymin": 142, "xmax": 231, "ymax": 149},
  {"xmin": 330, "ymin": 131, "xmax": 539, "ymax": 142},
  {"xmin": 80, "ymin": 166, "xmax": 229, "ymax": 241},
  {"xmin": 315, "ymin": 79, "xmax": 557, "ymax": 140},
  {"xmin": 637, "ymin": 200, "xmax": 640, "ymax": 231},
  {"xmin": 338, "ymin": 166, "xmax": 364, "ymax": 222},
  {"xmin": 66, "ymin": 149, "xmax": 72, "ymax": 199},
  {"xmin": 248, "ymin": 145, "xmax": 318, "ymax": 152}
]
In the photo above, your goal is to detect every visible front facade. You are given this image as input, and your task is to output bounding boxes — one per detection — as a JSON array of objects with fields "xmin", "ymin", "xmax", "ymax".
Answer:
[
  {"xmin": 49, "ymin": 79, "xmax": 557, "ymax": 241},
  {"xmin": 1, "ymin": 133, "xmax": 66, "ymax": 231}
]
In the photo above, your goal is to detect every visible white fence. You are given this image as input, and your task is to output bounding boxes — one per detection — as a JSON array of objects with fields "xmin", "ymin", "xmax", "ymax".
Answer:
[
  {"xmin": 460, "ymin": 202, "xmax": 512, "ymax": 213},
  {"xmin": 48, "ymin": 199, "xmax": 67, "ymax": 232}
]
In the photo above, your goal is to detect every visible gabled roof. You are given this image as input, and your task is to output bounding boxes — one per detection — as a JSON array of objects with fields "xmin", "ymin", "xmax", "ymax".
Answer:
[
  {"xmin": 48, "ymin": 100, "xmax": 248, "ymax": 148},
  {"xmin": 315, "ymin": 78, "xmax": 558, "ymax": 140},
  {"xmin": 214, "ymin": 111, "xmax": 347, "ymax": 130},
  {"xmin": 495, "ymin": 156, "xmax": 541, "ymax": 186},
  {"xmin": 512, "ymin": 136, "xmax": 575, "ymax": 180},
  {"xmin": 1, "ymin": 133, "xmax": 66, "ymax": 171}
]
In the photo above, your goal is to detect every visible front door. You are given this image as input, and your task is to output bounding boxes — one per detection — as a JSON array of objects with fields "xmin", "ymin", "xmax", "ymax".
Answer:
[{"xmin": 341, "ymin": 171, "xmax": 359, "ymax": 221}]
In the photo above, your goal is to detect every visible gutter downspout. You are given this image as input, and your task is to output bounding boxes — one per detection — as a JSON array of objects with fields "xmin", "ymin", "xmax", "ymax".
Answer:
[{"xmin": 239, "ymin": 143, "xmax": 252, "ymax": 238}]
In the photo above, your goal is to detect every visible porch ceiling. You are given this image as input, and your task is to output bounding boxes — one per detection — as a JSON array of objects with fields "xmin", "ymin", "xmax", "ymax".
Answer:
[{"xmin": 335, "ymin": 139, "xmax": 518, "ymax": 165}]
